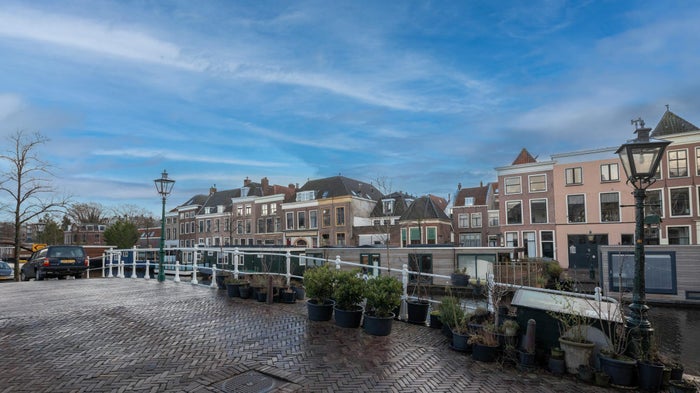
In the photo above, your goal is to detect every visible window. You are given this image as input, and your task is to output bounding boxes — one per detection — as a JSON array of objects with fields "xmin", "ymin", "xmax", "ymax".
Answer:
[
  {"xmin": 309, "ymin": 210, "xmax": 318, "ymax": 229},
  {"xmin": 298, "ymin": 211, "xmax": 306, "ymax": 229},
  {"xmin": 270, "ymin": 204, "xmax": 277, "ymax": 215},
  {"xmin": 600, "ymin": 163, "xmax": 619, "ymax": 182},
  {"xmin": 336, "ymin": 207, "xmax": 345, "ymax": 226},
  {"xmin": 257, "ymin": 218, "xmax": 264, "ymax": 233},
  {"xmin": 505, "ymin": 232, "xmax": 518, "ymax": 247},
  {"xmin": 245, "ymin": 219, "xmax": 251, "ymax": 234},
  {"xmin": 322, "ymin": 209, "xmax": 331, "ymax": 227},
  {"xmin": 261, "ymin": 204, "xmax": 268, "ymax": 216},
  {"xmin": 670, "ymin": 188, "xmax": 691, "ymax": 216},
  {"xmin": 427, "ymin": 227, "xmax": 437, "ymax": 244},
  {"xmin": 696, "ymin": 148, "xmax": 700, "ymax": 176},
  {"xmin": 336, "ymin": 233, "xmax": 346, "ymax": 246},
  {"xmin": 668, "ymin": 150, "xmax": 688, "ymax": 178},
  {"xmin": 645, "ymin": 190, "xmax": 663, "ymax": 217},
  {"xmin": 460, "ymin": 233, "xmax": 481, "ymax": 247},
  {"xmin": 600, "ymin": 192, "xmax": 620, "ymax": 222},
  {"xmin": 409, "ymin": 227, "xmax": 421, "ymax": 245},
  {"xmin": 668, "ymin": 227, "xmax": 690, "ymax": 244},
  {"xmin": 206, "ymin": 219, "xmax": 211, "ymax": 232},
  {"xmin": 237, "ymin": 220, "xmax": 243, "ymax": 235},
  {"xmin": 530, "ymin": 199, "xmax": 548, "ymax": 224},
  {"xmin": 488, "ymin": 211, "xmax": 499, "ymax": 227},
  {"xmin": 567, "ymin": 194, "xmax": 586, "ymax": 223},
  {"xmin": 458, "ymin": 213, "xmax": 469, "ymax": 228},
  {"xmin": 608, "ymin": 251, "xmax": 677, "ymax": 294},
  {"xmin": 529, "ymin": 174, "xmax": 547, "ymax": 192},
  {"xmin": 198, "ymin": 220, "xmax": 204, "ymax": 233},
  {"xmin": 286, "ymin": 212, "xmax": 294, "ymax": 230},
  {"xmin": 296, "ymin": 190, "xmax": 315, "ymax": 202},
  {"xmin": 266, "ymin": 217, "xmax": 274, "ymax": 233},
  {"xmin": 237, "ymin": 206, "xmax": 243, "ymax": 216},
  {"xmin": 464, "ymin": 197, "xmax": 475, "ymax": 206},
  {"xmin": 382, "ymin": 199, "xmax": 394, "ymax": 215},
  {"xmin": 471, "ymin": 213, "xmax": 482, "ymax": 228},
  {"xmin": 524, "ymin": 231, "xmax": 536, "ymax": 258},
  {"xmin": 565, "ymin": 167, "xmax": 582, "ymax": 185},
  {"xmin": 541, "ymin": 231, "xmax": 554, "ymax": 258},
  {"xmin": 506, "ymin": 201, "xmax": 522, "ymax": 225},
  {"xmin": 245, "ymin": 205, "xmax": 252, "ymax": 216},
  {"xmin": 215, "ymin": 219, "xmax": 220, "ymax": 232},
  {"xmin": 505, "ymin": 177, "xmax": 521, "ymax": 194}
]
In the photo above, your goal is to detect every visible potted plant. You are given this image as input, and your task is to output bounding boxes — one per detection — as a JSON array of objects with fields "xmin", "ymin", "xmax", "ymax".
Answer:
[
  {"xmin": 438, "ymin": 295, "xmax": 464, "ymax": 340},
  {"xmin": 637, "ymin": 335, "xmax": 665, "ymax": 393},
  {"xmin": 450, "ymin": 311, "xmax": 473, "ymax": 352},
  {"xmin": 332, "ymin": 269, "xmax": 366, "ymax": 328},
  {"xmin": 363, "ymin": 275, "xmax": 402, "ymax": 336},
  {"xmin": 450, "ymin": 267, "xmax": 470, "ymax": 287},
  {"xmin": 290, "ymin": 279, "xmax": 305, "ymax": 300},
  {"xmin": 225, "ymin": 275, "xmax": 247, "ymax": 298},
  {"xmin": 468, "ymin": 321, "xmax": 500, "ymax": 362},
  {"xmin": 549, "ymin": 347, "xmax": 566, "ymax": 376},
  {"xmin": 429, "ymin": 310, "xmax": 442, "ymax": 329},
  {"xmin": 303, "ymin": 265, "xmax": 337, "ymax": 321},
  {"xmin": 406, "ymin": 270, "xmax": 430, "ymax": 325},
  {"xmin": 549, "ymin": 303, "xmax": 595, "ymax": 374},
  {"xmin": 501, "ymin": 319, "xmax": 519, "ymax": 337}
]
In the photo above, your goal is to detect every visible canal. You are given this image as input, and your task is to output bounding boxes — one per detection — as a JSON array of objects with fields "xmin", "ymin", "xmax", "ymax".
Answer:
[{"xmin": 649, "ymin": 306, "xmax": 700, "ymax": 376}]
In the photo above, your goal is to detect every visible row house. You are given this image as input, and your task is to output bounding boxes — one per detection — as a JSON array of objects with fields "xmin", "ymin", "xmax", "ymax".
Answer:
[
  {"xmin": 398, "ymin": 194, "xmax": 452, "ymax": 247},
  {"xmin": 355, "ymin": 191, "xmax": 414, "ymax": 247},
  {"xmin": 281, "ymin": 176, "xmax": 382, "ymax": 247},
  {"xmin": 491, "ymin": 107, "xmax": 700, "ymax": 269},
  {"xmin": 451, "ymin": 182, "xmax": 500, "ymax": 247}
]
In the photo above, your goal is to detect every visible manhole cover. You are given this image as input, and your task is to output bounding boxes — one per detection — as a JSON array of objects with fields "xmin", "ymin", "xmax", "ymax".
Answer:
[{"xmin": 221, "ymin": 370, "xmax": 279, "ymax": 393}]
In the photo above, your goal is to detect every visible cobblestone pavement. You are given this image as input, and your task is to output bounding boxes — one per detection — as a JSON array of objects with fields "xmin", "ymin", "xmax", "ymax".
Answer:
[{"xmin": 0, "ymin": 279, "xmax": 674, "ymax": 392}]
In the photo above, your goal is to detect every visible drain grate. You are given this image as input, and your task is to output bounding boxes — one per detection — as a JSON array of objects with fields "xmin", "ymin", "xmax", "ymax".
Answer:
[{"xmin": 221, "ymin": 370, "xmax": 279, "ymax": 393}]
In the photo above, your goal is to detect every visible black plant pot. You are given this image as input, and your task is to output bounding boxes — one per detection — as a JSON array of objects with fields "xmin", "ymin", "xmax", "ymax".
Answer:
[
  {"xmin": 638, "ymin": 360, "xmax": 665, "ymax": 393},
  {"xmin": 599, "ymin": 354, "xmax": 637, "ymax": 388},
  {"xmin": 364, "ymin": 313, "xmax": 394, "ymax": 336},
  {"xmin": 519, "ymin": 351, "xmax": 536, "ymax": 367},
  {"xmin": 549, "ymin": 357, "xmax": 566, "ymax": 376},
  {"xmin": 307, "ymin": 299, "xmax": 335, "ymax": 321},
  {"xmin": 471, "ymin": 343, "xmax": 499, "ymax": 362},
  {"xmin": 451, "ymin": 331, "xmax": 471, "ymax": 352},
  {"xmin": 429, "ymin": 314, "xmax": 442, "ymax": 329},
  {"xmin": 450, "ymin": 273, "xmax": 470, "ymax": 287},
  {"xmin": 334, "ymin": 306, "xmax": 364, "ymax": 328},
  {"xmin": 406, "ymin": 300, "xmax": 430, "ymax": 324},
  {"xmin": 226, "ymin": 283, "xmax": 241, "ymax": 298},
  {"xmin": 256, "ymin": 291, "xmax": 268, "ymax": 302},
  {"xmin": 670, "ymin": 366, "xmax": 684, "ymax": 381},
  {"xmin": 238, "ymin": 286, "xmax": 251, "ymax": 299},
  {"xmin": 280, "ymin": 291, "xmax": 296, "ymax": 304},
  {"xmin": 216, "ymin": 275, "xmax": 226, "ymax": 290},
  {"xmin": 441, "ymin": 324, "xmax": 453, "ymax": 340}
]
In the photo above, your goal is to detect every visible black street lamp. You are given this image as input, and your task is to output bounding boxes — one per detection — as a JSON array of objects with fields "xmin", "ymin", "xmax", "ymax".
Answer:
[
  {"xmin": 615, "ymin": 118, "xmax": 670, "ymax": 356},
  {"xmin": 154, "ymin": 170, "xmax": 175, "ymax": 282}
]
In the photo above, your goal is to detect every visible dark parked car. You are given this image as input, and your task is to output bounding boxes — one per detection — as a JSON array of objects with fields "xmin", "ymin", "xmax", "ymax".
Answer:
[
  {"xmin": 0, "ymin": 260, "xmax": 14, "ymax": 281},
  {"xmin": 20, "ymin": 246, "xmax": 89, "ymax": 281}
]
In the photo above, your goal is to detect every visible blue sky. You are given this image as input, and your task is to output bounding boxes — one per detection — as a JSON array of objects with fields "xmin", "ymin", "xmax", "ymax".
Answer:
[{"xmin": 1, "ymin": 1, "xmax": 700, "ymax": 217}]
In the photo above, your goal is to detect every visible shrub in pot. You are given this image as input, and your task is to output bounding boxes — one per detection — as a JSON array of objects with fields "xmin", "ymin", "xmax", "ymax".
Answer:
[
  {"xmin": 303, "ymin": 265, "xmax": 337, "ymax": 321},
  {"xmin": 468, "ymin": 322, "xmax": 500, "ymax": 362},
  {"xmin": 225, "ymin": 276, "xmax": 248, "ymax": 298},
  {"xmin": 363, "ymin": 275, "xmax": 402, "ymax": 336},
  {"xmin": 437, "ymin": 295, "xmax": 464, "ymax": 339},
  {"xmin": 332, "ymin": 269, "xmax": 366, "ymax": 328}
]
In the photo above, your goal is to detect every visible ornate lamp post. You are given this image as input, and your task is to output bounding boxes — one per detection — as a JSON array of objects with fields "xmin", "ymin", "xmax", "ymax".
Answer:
[
  {"xmin": 615, "ymin": 118, "xmax": 670, "ymax": 356},
  {"xmin": 154, "ymin": 170, "xmax": 175, "ymax": 282}
]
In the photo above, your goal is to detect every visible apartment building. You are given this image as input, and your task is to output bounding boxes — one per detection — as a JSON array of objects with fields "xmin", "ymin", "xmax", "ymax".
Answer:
[
  {"xmin": 451, "ymin": 182, "xmax": 500, "ymax": 247},
  {"xmin": 281, "ymin": 176, "xmax": 382, "ymax": 247}
]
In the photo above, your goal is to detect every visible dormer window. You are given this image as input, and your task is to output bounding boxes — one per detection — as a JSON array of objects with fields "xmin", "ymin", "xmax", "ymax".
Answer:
[
  {"xmin": 296, "ymin": 190, "xmax": 316, "ymax": 202},
  {"xmin": 241, "ymin": 187, "xmax": 249, "ymax": 197},
  {"xmin": 465, "ymin": 197, "xmax": 475, "ymax": 206},
  {"xmin": 382, "ymin": 199, "xmax": 395, "ymax": 215}
]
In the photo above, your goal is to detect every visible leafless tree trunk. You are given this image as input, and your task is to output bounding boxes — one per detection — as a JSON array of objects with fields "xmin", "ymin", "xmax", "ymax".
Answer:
[{"xmin": 0, "ymin": 130, "xmax": 70, "ymax": 281}]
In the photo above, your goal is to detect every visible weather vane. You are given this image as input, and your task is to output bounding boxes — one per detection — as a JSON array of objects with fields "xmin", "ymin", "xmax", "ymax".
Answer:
[{"xmin": 631, "ymin": 117, "xmax": 645, "ymax": 130}]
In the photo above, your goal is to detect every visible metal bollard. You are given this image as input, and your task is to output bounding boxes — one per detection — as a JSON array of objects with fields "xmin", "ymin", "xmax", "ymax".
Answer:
[
  {"xmin": 131, "ymin": 259, "xmax": 137, "ymax": 279},
  {"xmin": 108, "ymin": 258, "xmax": 114, "ymax": 278},
  {"xmin": 191, "ymin": 259, "xmax": 198, "ymax": 285},
  {"xmin": 144, "ymin": 260, "xmax": 150, "ymax": 280},
  {"xmin": 210, "ymin": 265, "xmax": 218, "ymax": 289}
]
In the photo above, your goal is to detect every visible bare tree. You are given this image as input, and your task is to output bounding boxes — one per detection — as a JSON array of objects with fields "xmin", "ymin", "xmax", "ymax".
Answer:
[
  {"xmin": 65, "ymin": 202, "xmax": 108, "ymax": 225},
  {"xmin": 110, "ymin": 204, "xmax": 155, "ymax": 227},
  {"xmin": 0, "ymin": 130, "xmax": 69, "ymax": 281}
]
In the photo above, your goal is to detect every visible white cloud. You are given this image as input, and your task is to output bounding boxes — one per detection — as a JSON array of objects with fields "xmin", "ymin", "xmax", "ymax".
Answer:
[
  {"xmin": 92, "ymin": 148, "xmax": 289, "ymax": 168},
  {"xmin": 0, "ymin": 7, "xmax": 205, "ymax": 71}
]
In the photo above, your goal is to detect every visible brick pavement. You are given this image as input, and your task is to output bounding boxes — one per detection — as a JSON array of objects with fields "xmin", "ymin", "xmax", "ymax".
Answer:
[{"xmin": 0, "ymin": 279, "xmax": 643, "ymax": 392}]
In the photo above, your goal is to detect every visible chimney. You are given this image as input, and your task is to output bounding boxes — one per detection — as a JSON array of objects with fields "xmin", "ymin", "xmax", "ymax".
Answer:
[
  {"xmin": 243, "ymin": 177, "xmax": 251, "ymax": 187},
  {"xmin": 261, "ymin": 177, "xmax": 269, "ymax": 189},
  {"xmin": 209, "ymin": 184, "xmax": 217, "ymax": 195},
  {"xmin": 457, "ymin": 182, "xmax": 462, "ymax": 190}
]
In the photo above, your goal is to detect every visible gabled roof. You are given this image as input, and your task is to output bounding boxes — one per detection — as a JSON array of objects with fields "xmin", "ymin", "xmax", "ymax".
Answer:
[
  {"xmin": 454, "ymin": 183, "xmax": 490, "ymax": 207},
  {"xmin": 512, "ymin": 148, "xmax": 537, "ymax": 165},
  {"xmin": 400, "ymin": 195, "xmax": 450, "ymax": 221},
  {"xmin": 651, "ymin": 108, "xmax": 700, "ymax": 137},
  {"xmin": 180, "ymin": 194, "xmax": 209, "ymax": 208},
  {"xmin": 299, "ymin": 175, "xmax": 382, "ymax": 201},
  {"xmin": 370, "ymin": 191, "xmax": 415, "ymax": 217}
]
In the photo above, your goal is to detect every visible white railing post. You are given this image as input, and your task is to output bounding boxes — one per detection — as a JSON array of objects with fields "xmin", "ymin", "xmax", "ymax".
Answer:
[
  {"xmin": 108, "ymin": 253, "xmax": 114, "ymax": 278},
  {"xmin": 233, "ymin": 248, "xmax": 240, "ymax": 279},
  {"xmin": 101, "ymin": 253, "xmax": 106, "ymax": 278},
  {"xmin": 334, "ymin": 255, "xmax": 342, "ymax": 270},
  {"xmin": 285, "ymin": 251, "xmax": 292, "ymax": 287},
  {"xmin": 487, "ymin": 273, "xmax": 495, "ymax": 313},
  {"xmin": 131, "ymin": 257, "xmax": 137, "ymax": 279},
  {"xmin": 118, "ymin": 254, "xmax": 125, "ymax": 278},
  {"xmin": 372, "ymin": 260, "xmax": 379, "ymax": 277},
  {"xmin": 144, "ymin": 260, "xmax": 151, "ymax": 280},
  {"xmin": 210, "ymin": 265, "xmax": 218, "ymax": 289},
  {"xmin": 400, "ymin": 264, "xmax": 409, "ymax": 321},
  {"xmin": 191, "ymin": 252, "xmax": 199, "ymax": 285},
  {"xmin": 174, "ymin": 260, "xmax": 181, "ymax": 283}
]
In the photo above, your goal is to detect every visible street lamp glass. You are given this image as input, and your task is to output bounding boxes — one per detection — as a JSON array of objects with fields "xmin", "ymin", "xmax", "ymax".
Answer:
[
  {"xmin": 615, "ymin": 127, "xmax": 670, "ymax": 185},
  {"xmin": 154, "ymin": 170, "xmax": 175, "ymax": 196}
]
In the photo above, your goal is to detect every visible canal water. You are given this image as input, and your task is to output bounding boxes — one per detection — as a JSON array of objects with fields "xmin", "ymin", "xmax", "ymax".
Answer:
[{"xmin": 649, "ymin": 306, "xmax": 700, "ymax": 376}]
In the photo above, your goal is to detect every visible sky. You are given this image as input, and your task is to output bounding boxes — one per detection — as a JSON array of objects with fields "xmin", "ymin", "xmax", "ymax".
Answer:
[{"xmin": 1, "ymin": 0, "xmax": 700, "ymax": 218}]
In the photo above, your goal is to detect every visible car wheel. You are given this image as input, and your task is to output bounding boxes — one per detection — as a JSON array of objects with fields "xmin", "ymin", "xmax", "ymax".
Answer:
[
  {"xmin": 35, "ymin": 268, "xmax": 43, "ymax": 281},
  {"xmin": 20, "ymin": 271, "xmax": 28, "ymax": 281},
  {"xmin": 74, "ymin": 274, "xmax": 82, "ymax": 279},
  {"xmin": 58, "ymin": 275, "xmax": 66, "ymax": 280}
]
